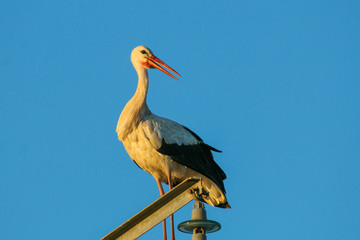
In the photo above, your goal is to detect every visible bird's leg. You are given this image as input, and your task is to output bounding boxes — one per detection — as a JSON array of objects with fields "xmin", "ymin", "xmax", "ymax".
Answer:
[
  {"xmin": 167, "ymin": 174, "xmax": 175, "ymax": 240},
  {"xmin": 156, "ymin": 178, "xmax": 167, "ymax": 240}
]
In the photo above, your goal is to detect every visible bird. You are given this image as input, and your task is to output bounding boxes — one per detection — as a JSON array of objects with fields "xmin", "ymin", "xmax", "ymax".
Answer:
[{"xmin": 116, "ymin": 46, "xmax": 230, "ymax": 240}]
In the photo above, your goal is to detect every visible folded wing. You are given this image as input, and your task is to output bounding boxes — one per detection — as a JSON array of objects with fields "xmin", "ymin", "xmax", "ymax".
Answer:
[{"xmin": 142, "ymin": 114, "xmax": 226, "ymax": 193}]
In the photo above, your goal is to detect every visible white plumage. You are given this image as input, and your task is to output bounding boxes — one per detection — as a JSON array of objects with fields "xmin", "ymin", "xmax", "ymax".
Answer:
[{"xmin": 116, "ymin": 46, "xmax": 230, "ymax": 240}]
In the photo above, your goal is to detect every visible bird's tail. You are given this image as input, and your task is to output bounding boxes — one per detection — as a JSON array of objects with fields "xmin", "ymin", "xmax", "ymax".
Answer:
[{"xmin": 198, "ymin": 176, "xmax": 231, "ymax": 209}]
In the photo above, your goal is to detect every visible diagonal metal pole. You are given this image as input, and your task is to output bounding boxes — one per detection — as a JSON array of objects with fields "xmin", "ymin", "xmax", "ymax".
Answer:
[{"xmin": 101, "ymin": 178, "xmax": 201, "ymax": 240}]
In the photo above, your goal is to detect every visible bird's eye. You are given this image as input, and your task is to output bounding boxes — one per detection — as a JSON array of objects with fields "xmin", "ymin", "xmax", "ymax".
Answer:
[{"xmin": 140, "ymin": 50, "xmax": 147, "ymax": 54}]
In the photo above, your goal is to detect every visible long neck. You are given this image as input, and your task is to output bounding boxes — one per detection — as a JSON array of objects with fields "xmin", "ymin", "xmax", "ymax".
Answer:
[
  {"xmin": 133, "ymin": 67, "xmax": 149, "ymax": 108},
  {"xmin": 116, "ymin": 67, "xmax": 151, "ymax": 140}
]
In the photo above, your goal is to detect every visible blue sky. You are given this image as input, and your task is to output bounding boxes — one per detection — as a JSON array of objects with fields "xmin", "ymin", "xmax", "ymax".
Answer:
[{"xmin": 1, "ymin": 1, "xmax": 359, "ymax": 239}]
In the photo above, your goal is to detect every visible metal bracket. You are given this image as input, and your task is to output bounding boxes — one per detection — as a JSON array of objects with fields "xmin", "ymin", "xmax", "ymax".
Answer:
[
  {"xmin": 188, "ymin": 186, "xmax": 209, "ymax": 202},
  {"xmin": 101, "ymin": 178, "xmax": 202, "ymax": 240}
]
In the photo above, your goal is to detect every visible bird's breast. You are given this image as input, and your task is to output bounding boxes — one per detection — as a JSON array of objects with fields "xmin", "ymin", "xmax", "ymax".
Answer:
[{"xmin": 122, "ymin": 128, "xmax": 169, "ymax": 181}]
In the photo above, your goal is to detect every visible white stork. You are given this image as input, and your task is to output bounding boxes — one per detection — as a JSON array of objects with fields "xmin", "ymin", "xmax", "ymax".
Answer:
[{"xmin": 116, "ymin": 46, "xmax": 230, "ymax": 240}]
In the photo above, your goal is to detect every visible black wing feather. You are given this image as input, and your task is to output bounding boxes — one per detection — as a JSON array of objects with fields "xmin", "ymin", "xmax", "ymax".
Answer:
[
  {"xmin": 157, "ymin": 125, "xmax": 227, "ymax": 193},
  {"xmin": 183, "ymin": 126, "xmax": 222, "ymax": 153}
]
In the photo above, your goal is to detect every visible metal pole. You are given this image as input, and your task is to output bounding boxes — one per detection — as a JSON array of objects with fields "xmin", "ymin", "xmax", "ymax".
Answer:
[{"xmin": 101, "ymin": 178, "xmax": 202, "ymax": 240}]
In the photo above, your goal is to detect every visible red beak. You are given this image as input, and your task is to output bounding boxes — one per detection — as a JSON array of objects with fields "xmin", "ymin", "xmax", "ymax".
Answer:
[{"xmin": 146, "ymin": 55, "xmax": 181, "ymax": 80}]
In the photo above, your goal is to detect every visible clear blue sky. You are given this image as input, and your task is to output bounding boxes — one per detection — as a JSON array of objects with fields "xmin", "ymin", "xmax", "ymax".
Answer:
[{"xmin": 1, "ymin": 1, "xmax": 359, "ymax": 239}]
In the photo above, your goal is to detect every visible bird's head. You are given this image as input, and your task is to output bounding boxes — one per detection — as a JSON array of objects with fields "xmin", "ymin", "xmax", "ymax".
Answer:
[{"xmin": 131, "ymin": 46, "xmax": 181, "ymax": 80}]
